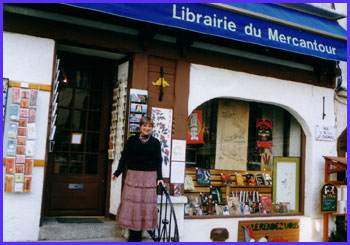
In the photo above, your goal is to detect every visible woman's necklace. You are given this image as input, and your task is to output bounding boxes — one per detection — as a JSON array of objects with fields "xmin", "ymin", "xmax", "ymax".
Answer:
[{"xmin": 139, "ymin": 134, "xmax": 151, "ymax": 144}]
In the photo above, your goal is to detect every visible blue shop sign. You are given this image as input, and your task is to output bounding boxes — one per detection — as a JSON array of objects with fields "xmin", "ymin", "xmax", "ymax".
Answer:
[{"xmin": 67, "ymin": 3, "xmax": 347, "ymax": 61}]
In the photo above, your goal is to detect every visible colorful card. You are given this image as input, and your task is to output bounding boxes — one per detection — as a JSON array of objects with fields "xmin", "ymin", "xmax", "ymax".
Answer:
[
  {"xmin": 9, "ymin": 104, "xmax": 20, "ymax": 121},
  {"xmin": 17, "ymin": 136, "xmax": 26, "ymax": 145},
  {"xmin": 21, "ymin": 89, "xmax": 30, "ymax": 99},
  {"xmin": 15, "ymin": 164, "xmax": 25, "ymax": 174},
  {"xmin": 26, "ymin": 140, "xmax": 35, "ymax": 157},
  {"xmin": 6, "ymin": 158, "xmax": 15, "ymax": 174},
  {"xmin": 8, "ymin": 122, "xmax": 19, "ymax": 139},
  {"xmin": 18, "ymin": 127, "xmax": 27, "ymax": 137},
  {"xmin": 30, "ymin": 90, "xmax": 38, "ymax": 106},
  {"xmin": 14, "ymin": 183, "xmax": 24, "ymax": 192},
  {"xmin": 15, "ymin": 155, "xmax": 25, "ymax": 164},
  {"xmin": 20, "ymin": 99, "xmax": 29, "ymax": 108},
  {"xmin": 7, "ymin": 139, "xmax": 17, "ymax": 156},
  {"xmin": 19, "ymin": 108, "xmax": 29, "ymax": 118},
  {"xmin": 24, "ymin": 159, "xmax": 33, "ymax": 175},
  {"xmin": 28, "ymin": 107, "xmax": 37, "ymax": 123},
  {"xmin": 19, "ymin": 118, "xmax": 28, "ymax": 127},
  {"xmin": 14, "ymin": 173, "xmax": 24, "ymax": 183},
  {"xmin": 130, "ymin": 103, "xmax": 147, "ymax": 113},
  {"xmin": 129, "ymin": 113, "xmax": 142, "ymax": 123},
  {"xmin": 23, "ymin": 177, "xmax": 32, "ymax": 192},
  {"xmin": 4, "ymin": 175, "xmax": 14, "ymax": 192},
  {"xmin": 129, "ymin": 123, "xmax": 140, "ymax": 132},
  {"xmin": 12, "ymin": 88, "xmax": 21, "ymax": 104},
  {"xmin": 16, "ymin": 146, "xmax": 26, "ymax": 155},
  {"xmin": 27, "ymin": 123, "xmax": 36, "ymax": 139}
]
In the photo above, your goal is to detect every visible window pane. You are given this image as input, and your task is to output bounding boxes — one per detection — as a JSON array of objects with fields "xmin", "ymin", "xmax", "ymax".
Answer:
[
  {"xmin": 58, "ymin": 87, "xmax": 73, "ymax": 107},
  {"xmin": 86, "ymin": 133, "xmax": 99, "ymax": 152},
  {"xmin": 53, "ymin": 152, "xmax": 68, "ymax": 174},
  {"xmin": 88, "ymin": 112, "xmax": 101, "ymax": 131},
  {"xmin": 86, "ymin": 154, "xmax": 98, "ymax": 174},
  {"xmin": 71, "ymin": 133, "xmax": 84, "ymax": 152},
  {"xmin": 72, "ymin": 110, "xmax": 86, "ymax": 130},
  {"xmin": 56, "ymin": 108, "xmax": 71, "ymax": 129},
  {"xmin": 89, "ymin": 91, "xmax": 102, "ymax": 110},
  {"xmin": 74, "ymin": 89, "xmax": 88, "ymax": 109},
  {"xmin": 54, "ymin": 130, "xmax": 70, "ymax": 151},
  {"xmin": 69, "ymin": 154, "xmax": 83, "ymax": 174}
]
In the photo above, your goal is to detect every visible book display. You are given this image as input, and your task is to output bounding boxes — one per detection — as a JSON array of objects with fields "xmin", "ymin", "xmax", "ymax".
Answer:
[{"xmin": 4, "ymin": 84, "xmax": 37, "ymax": 193}]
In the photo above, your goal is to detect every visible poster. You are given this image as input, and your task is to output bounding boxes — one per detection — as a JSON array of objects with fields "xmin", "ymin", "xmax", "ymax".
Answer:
[
  {"xmin": 186, "ymin": 110, "xmax": 204, "ymax": 144},
  {"xmin": 171, "ymin": 140, "xmax": 186, "ymax": 162},
  {"xmin": 152, "ymin": 107, "xmax": 173, "ymax": 178},
  {"xmin": 170, "ymin": 161, "xmax": 185, "ymax": 184},
  {"xmin": 215, "ymin": 100, "xmax": 249, "ymax": 170}
]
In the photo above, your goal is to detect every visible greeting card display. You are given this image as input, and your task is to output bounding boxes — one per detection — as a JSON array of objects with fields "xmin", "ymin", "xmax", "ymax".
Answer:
[
  {"xmin": 128, "ymin": 89, "xmax": 148, "ymax": 137},
  {"xmin": 196, "ymin": 169, "xmax": 211, "ymax": 185}
]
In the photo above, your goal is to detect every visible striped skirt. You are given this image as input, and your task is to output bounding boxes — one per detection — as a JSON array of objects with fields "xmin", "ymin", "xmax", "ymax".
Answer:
[{"xmin": 116, "ymin": 170, "xmax": 158, "ymax": 231}]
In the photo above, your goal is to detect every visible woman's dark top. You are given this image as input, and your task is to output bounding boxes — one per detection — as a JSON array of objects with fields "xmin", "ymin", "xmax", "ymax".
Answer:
[{"xmin": 113, "ymin": 134, "xmax": 163, "ymax": 180}]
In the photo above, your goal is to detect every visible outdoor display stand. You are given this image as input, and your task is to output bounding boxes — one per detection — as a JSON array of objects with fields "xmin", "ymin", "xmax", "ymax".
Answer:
[{"xmin": 322, "ymin": 156, "xmax": 347, "ymax": 242}]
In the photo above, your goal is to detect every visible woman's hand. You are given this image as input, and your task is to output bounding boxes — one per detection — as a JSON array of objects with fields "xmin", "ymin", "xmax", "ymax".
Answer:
[
  {"xmin": 112, "ymin": 175, "xmax": 117, "ymax": 181},
  {"xmin": 157, "ymin": 179, "xmax": 164, "ymax": 186}
]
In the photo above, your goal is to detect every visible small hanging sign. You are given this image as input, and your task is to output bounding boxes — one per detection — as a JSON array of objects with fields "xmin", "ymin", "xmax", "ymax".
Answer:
[{"xmin": 320, "ymin": 183, "xmax": 337, "ymax": 213}]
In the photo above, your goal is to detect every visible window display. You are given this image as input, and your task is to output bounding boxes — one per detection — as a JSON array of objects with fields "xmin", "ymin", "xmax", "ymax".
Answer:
[{"xmin": 184, "ymin": 98, "xmax": 302, "ymax": 217}]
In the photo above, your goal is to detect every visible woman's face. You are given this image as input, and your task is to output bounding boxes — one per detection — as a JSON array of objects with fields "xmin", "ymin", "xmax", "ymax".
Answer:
[{"xmin": 140, "ymin": 123, "xmax": 153, "ymax": 136}]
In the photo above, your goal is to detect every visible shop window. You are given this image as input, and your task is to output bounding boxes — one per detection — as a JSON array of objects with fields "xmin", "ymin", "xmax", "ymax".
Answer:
[{"xmin": 184, "ymin": 98, "xmax": 302, "ymax": 217}]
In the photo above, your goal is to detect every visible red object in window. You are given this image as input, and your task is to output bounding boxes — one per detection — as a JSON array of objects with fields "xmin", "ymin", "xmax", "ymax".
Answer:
[{"xmin": 187, "ymin": 110, "xmax": 204, "ymax": 144}]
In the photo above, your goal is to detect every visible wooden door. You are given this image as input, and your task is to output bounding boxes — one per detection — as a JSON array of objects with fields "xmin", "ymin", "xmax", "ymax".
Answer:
[{"xmin": 46, "ymin": 52, "xmax": 114, "ymax": 216}]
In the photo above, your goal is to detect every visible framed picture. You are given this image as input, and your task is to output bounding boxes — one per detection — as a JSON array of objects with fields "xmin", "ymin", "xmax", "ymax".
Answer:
[{"xmin": 273, "ymin": 157, "xmax": 300, "ymax": 213}]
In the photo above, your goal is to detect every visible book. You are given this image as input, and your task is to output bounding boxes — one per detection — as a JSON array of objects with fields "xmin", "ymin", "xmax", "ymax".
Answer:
[
  {"xmin": 255, "ymin": 173, "xmax": 265, "ymax": 185},
  {"xmin": 210, "ymin": 186, "xmax": 223, "ymax": 203}
]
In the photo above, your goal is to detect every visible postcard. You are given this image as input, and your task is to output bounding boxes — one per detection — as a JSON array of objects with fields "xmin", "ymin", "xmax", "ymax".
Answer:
[
  {"xmin": 15, "ymin": 164, "xmax": 25, "ymax": 174},
  {"xmin": 12, "ymin": 87, "xmax": 21, "ymax": 104},
  {"xmin": 17, "ymin": 136, "xmax": 27, "ymax": 145},
  {"xmin": 21, "ymin": 89, "xmax": 30, "ymax": 99},
  {"xmin": 14, "ymin": 183, "xmax": 24, "ymax": 192},
  {"xmin": 20, "ymin": 99, "xmax": 29, "ymax": 108},
  {"xmin": 9, "ymin": 104, "xmax": 20, "ymax": 121},
  {"xmin": 6, "ymin": 158, "xmax": 15, "ymax": 174},
  {"xmin": 8, "ymin": 122, "xmax": 19, "ymax": 139},
  {"xmin": 26, "ymin": 140, "xmax": 35, "ymax": 157},
  {"xmin": 19, "ymin": 118, "xmax": 28, "ymax": 127},
  {"xmin": 15, "ymin": 155, "xmax": 25, "ymax": 164},
  {"xmin": 18, "ymin": 127, "xmax": 27, "ymax": 137},
  {"xmin": 16, "ymin": 146, "xmax": 26, "ymax": 155},
  {"xmin": 24, "ymin": 159, "xmax": 33, "ymax": 175},
  {"xmin": 28, "ymin": 107, "xmax": 37, "ymax": 123},
  {"xmin": 30, "ymin": 90, "xmax": 38, "ymax": 106},
  {"xmin": 7, "ymin": 139, "xmax": 17, "ymax": 156},
  {"xmin": 19, "ymin": 108, "xmax": 29, "ymax": 118},
  {"xmin": 129, "ymin": 113, "xmax": 142, "ymax": 123},
  {"xmin": 130, "ymin": 103, "xmax": 147, "ymax": 113},
  {"xmin": 130, "ymin": 89, "xmax": 148, "ymax": 103},
  {"xmin": 129, "ymin": 123, "xmax": 140, "ymax": 132},
  {"xmin": 4, "ymin": 175, "xmax": 14, "ymax": 192},
  {"xmin": 108, "ymin": 149, "xmax": 115, "ymax": 160},
  {"xmin": 27, "ymin": 123, "xmax": 36, "ymax": 139},
  {"xmin": 23, "ymin": 177, "xmax": 32, "ymax": 192},
  {"xmin": 14, "ymin": 173, "xmax": 24, "ymax": 183}
]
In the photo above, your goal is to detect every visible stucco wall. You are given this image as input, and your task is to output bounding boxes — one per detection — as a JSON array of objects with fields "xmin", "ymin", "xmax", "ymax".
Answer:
[
  {"xmin": 3, "ymin": 32, "xmax": 55, "ymax": 242},
  {"xmin": 186, "ymin": 64, "xmax": 338, "ymax": 242}
]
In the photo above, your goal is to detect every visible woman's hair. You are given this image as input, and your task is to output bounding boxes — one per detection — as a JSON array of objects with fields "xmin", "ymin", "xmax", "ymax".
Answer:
[{"xmin": 140, "ymin": 116, "xmax": 154, "ymax": 127}]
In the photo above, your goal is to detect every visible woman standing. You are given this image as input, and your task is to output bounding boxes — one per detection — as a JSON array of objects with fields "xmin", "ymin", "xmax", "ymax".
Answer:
[{"xmin": 112, "ymin": 116, "xmax": 164, "ymax": 242}]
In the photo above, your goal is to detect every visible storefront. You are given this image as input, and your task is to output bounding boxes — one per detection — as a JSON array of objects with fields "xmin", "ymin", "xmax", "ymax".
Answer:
[{"xmin": 3, "ymin": 3, "xmax": 347, "ymax": 242}]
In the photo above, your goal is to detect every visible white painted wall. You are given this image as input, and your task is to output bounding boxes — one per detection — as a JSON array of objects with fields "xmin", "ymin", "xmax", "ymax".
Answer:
[
  {"xmin": 187, "ymin": 64, "xmax": 338, "ymax": 242},
  {"xmin": 3, "ymin": 32, "xmax": 55, "ymax": 242}
]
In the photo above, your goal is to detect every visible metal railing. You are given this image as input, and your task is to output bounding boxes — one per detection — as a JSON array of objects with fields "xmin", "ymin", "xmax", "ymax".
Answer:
[{"xmin": 148, "ymin": 183, "xmax": 179, "ymax": 242}]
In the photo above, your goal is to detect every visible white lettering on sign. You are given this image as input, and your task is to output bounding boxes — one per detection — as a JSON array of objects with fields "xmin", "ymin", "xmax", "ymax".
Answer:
[{"xmin": 315, "ymin": 125, "xmax": 335, "ymax": 141}]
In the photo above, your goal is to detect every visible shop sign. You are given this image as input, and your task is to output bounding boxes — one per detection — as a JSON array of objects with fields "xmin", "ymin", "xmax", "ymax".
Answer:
[
  {"xmin": 315, "ymin": 125, "xmax": 335, "ymax": 141},
  {"xmin": 238, "ymin": 219, "xmax": 300, "ymax": 242},
  {"xmin": 187, "ymin": 110, "xmax": 204, "ymax": 144},
  {"xmin": 67, "ymin": 3, "xmax": 347, "ymax": 61}
]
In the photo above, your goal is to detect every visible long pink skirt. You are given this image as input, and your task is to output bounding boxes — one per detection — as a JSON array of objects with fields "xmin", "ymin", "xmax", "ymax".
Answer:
[{"xmin": 116, "ymin": 170, "xmax": 158, "ymax": 231}]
